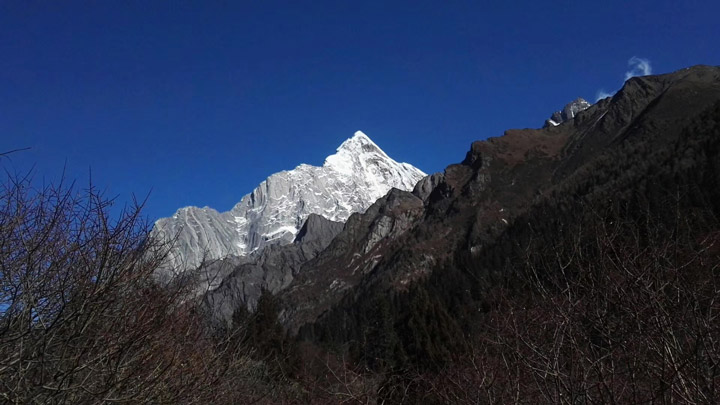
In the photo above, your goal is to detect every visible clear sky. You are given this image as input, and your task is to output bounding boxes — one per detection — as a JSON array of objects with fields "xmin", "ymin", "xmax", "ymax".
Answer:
[{"xmin": 2, "ymin": 1, "xmax": 719, "ymax": 221}]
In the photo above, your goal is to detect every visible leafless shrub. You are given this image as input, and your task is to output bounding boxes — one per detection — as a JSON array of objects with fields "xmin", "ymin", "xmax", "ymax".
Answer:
[
  {"xmin": 0, "ymin": 172, "xmax": 262, "ymax": 404},
  {"xmin": 430, "ymin": 208, "xmax": 720, "ymax": 404}
]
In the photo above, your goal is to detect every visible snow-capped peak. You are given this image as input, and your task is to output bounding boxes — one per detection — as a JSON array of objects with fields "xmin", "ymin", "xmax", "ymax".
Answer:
[
  {"xmin": 349, "ymin": 130, "xmax": 373, "ymax": 143},
  {"xmin": 339, "ymin": 131, "xmax": 386, "ymax": 154},
  {"xmin": 544, "ymin": 98, "xmax": 592, "ymax": 128},
  {"xmin": 325, "ymin": 131, "xmax": 390, "ymax": 175},
  {"xmin": 153, "ymin": 131, "xmax": 426, "ymax": 274}
]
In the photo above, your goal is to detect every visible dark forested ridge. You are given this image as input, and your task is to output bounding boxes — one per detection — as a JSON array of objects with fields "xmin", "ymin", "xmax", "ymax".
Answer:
[
  {"xmin": 293, "ymin": 66, "xmax": 720, "ymax": 402},
  {"xmin": 2, "ymin": 65, "xmax": 720, "ymax": 403}
]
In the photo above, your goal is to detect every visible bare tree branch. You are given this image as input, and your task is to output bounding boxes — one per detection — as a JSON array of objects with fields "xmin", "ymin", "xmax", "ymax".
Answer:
[{"xmin": 0, "ymin": 148, "xmax": 30, "ymax": 159}]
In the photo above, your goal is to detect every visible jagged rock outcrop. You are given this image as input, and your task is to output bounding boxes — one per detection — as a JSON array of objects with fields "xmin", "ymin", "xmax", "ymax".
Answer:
[
  {"xmin": 278, "ymin": 188, "xmax": 425, "ymax": 332},
  {"xmin": 192, "ymin": 65, "xmax": 720, "ymax": 338},
  {"xmin": 153, "ymin": 131, "xmax": 425, "ymax": 274},
  {"xmin": 544, "ymin": 97, "xmax": 591, "ymax": 127},
  {"xmin": 203, "ymin": 214, "xmax": 344, "ymax": 327},
  {"xmin": 412, "ymin": 172, "xmax": 445, "ymax": 201},
  {"xmin": 204, "ymin": 186, "xmax": 426, "ymax": 329},
  {"xmin": 281, "ymin": 65, "xmax": 720, "ymax": 334}
]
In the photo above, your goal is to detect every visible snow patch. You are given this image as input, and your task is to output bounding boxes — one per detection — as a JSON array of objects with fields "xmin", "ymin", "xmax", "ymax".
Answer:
[{"xmin": 154, "ymin": 131, "xmax": 426, "ymax": 272}]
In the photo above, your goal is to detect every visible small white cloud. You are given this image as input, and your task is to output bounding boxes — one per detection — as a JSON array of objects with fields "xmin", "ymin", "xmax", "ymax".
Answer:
[
  {"xmin": 624, "ymin": 56, "xmax": 652, "ymax": 81},
  {"xmin": 594, "ymin": 57, "xmax": 653, "ymax": 102},
  {"xmin": 595, "ymin": 89, "xmax": 614, "ymax": 102}
]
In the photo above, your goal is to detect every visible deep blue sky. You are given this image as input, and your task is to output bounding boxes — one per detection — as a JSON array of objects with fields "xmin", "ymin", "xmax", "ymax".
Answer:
[{"xmin": 2, "ymin": 1, "xmax": 719, "ymax": 221}]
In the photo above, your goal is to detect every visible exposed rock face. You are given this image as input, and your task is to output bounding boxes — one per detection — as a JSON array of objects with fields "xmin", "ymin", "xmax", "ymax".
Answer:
[
  {"xmin": 278, "ymin": 65, "xmax": 720, "ymax": 334},
  {"xmin": 544, "ymin": 97, "xmax": 592, "ymax": 127},
  {"xmin": 279, "ymin": 188, "xmax": 426, "ymax": 332},
  {"xmin": 194, "ymin": 65, "xmax": 720, "ymax": 338},
  {"xmin": 203, "ymin": 214, "xmax": 344, "ymax": 327},
  {"xmin": 412, "ymin": 172, "xmax": 445, "ymax": 201},
  {"xmin": 153, "ymin": 131, "xmax": 426, "ymax": 274},
  {"xmin": 294, "ymin": 213, "xmax": 344, "ymax": 245},
  {"xmin": 203, "ymin": 186, "xmax": 426, "ymax": 330}
]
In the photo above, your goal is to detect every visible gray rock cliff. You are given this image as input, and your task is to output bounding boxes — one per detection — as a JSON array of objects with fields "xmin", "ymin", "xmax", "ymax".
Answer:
[{"xmin": 153, "ymin": 131, "xmax": 426, "ymax": 275}]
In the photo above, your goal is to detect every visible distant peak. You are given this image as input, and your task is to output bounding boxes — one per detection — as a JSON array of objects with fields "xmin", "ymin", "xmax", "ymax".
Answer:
[
  {"xmin": 335, "ymin": 130, "xmax": 387, "ymax": 156},
  {"xmin": 353, "ymin": 130, "xmax": 370, "ymax": 139},
  {"xmin": 346, "ymin": 130, "xmax": 377, "ymax": 146},
  {"xmin": 543, "ymin": 97, "xmax": 592, "ymax": 128},
  {"xmin": 324, "ymin": 131, "xmax": 394, "ymax": 174}
]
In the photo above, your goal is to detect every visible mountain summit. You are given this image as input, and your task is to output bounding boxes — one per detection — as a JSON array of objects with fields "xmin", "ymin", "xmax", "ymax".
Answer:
[
  {"xmin": 544, "ymin": 97, "xmax": 592, "ymax": 127},
  {"xmin": 153, "ymin": 131, "xmax": 426, "ymax": 273}
]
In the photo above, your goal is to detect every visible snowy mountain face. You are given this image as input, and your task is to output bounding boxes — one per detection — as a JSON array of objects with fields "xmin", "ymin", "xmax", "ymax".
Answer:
[
  {"xmin": 544, "ymin": 98, "xmax": 592, "ymax": 127},
  {"xmin": 153, "ymin": 131, "xmax": 426, "ymax": 274}
]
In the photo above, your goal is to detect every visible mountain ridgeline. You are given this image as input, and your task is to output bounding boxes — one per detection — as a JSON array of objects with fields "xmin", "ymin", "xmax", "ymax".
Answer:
[
  {"xmin": 200, "ymin": 65, "xmax": 720, "ymax": 402},
  {"xmin": 5, "ymin": 65, "xmax": 720, "ymax": 403},
  {"xmin": 291, "ymin": 65, "xmax": 720, "ymax": 400},
  {"xmin": 153, "ymin": 131, "xmax": 425, "ymax": 275},
  {"xmin": 125, "ymin": 66, "xmax": 720, "ymax": 403}
]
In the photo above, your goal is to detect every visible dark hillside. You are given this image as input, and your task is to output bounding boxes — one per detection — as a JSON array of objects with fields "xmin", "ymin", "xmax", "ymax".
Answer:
[{"xmin": 295, "ymin": 66, "xmax": 720, "ymax": 403}]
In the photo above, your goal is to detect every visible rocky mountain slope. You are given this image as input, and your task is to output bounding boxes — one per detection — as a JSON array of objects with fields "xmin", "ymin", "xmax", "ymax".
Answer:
[
  {"xmin": 198, "ymin": 64, "xmax": 720, "ymax": 339},
  {"xmin": 204, "ymin": 213, "xmax": 344, "ymax": 324},
  {"xmin": 264, "ymin": 65, "xmax": 720, "ymax": 334},
  {"xmin": 153, "ymin": 131, "xmax": 425, "ymax": 274},
  {"xmin": 193, "ymin": 64, "xmax": 720, "ymax": 402}
]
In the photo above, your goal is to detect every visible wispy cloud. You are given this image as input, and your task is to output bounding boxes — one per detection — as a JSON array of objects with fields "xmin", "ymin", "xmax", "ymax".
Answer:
[
  {"xmin": 595, "ymin": 57, "xmax": 653, "ymax": 102},
  {"xmin": 624, "ymin": 56, "xmax": 652, "ymax": 81},
  {"xmin": 595, "ymin": 89, "xmax": 614, "ymax": 102}
]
